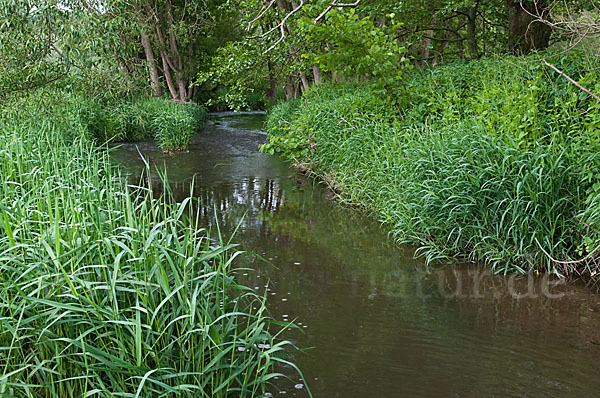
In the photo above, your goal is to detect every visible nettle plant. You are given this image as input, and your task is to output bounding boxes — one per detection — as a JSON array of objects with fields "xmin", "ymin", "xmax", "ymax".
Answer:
[{"xmin": 300, "ymin": 9, "xmax": 411, "ymax": 105}]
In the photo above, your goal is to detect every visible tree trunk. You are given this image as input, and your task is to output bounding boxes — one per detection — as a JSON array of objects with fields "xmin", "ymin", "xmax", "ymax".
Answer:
[
  {"xmin": 139, "ymin": 29, "xmax": 162, "ymax": 97},
  {"xmin": 432, "ymin": 36, "xmax": 450, "ymax": 67},
  {"xmin": 160, "ymin": 49, "xmax": 179, "ymax": 101},
  {"xmin": 284, "ymin": 82, "xmax": 294, "ymax": 101},
  {"xmin": 176, "ymin": 75, "xmax": 187, "ymax": 103},
  {"xmin": 267, "ymin": 61, "xmax": 277, "ymax": 104},
  {"xmin": 135, "ymin": 4, "xmax": 162, "ymax": 97},
  {"xmin": 326, "ymin": 43, "xmax": 338, "ymax": 80},
  {"xmin": 299, "ymin": 72, "xmax": 309, "ymax": 92},
  {"xmin": 466, "ymin": 7, "xmax": 479, "ymax": 59},
  {"xmin": 313, "ymin": 65, "xmax": 322, "ymax": 84},
  {"xmin": 420, "ymin": 31, "xmax": 433, "ymax": 68},
  {"xmin": 506, "ymin": 0, "xmax": 552, "ymax": 54},
  {"xmin": 166, "ymin": 0, "xmax": 186, "ymax": 103},
  {"xmin": 275, "ymin": 0, "xmax": 291, "ymax": 12}
]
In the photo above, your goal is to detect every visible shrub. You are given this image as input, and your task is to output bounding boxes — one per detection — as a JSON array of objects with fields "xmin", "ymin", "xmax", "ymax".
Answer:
[{"xmin": 153, "ymin": 101, "xmax": 206, "ymax": 150}]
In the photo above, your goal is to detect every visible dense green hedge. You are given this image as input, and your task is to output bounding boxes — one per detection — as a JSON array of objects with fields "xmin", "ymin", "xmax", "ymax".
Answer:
[{"xmin": 264, "ymin": 54, "xmax": 600, "ymax": 276}]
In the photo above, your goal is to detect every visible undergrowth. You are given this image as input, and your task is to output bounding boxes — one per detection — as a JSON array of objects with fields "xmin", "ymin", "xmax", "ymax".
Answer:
[{"xmin": 263, "ymin": 52, "xmax": 600, "ymax": 277}]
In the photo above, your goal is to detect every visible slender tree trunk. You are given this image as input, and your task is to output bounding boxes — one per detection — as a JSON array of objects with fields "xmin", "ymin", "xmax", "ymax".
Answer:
[
  {"xmin": 145, "ymin": 2, "xmax": 178, "ymax": 101},
  {"xmin": 284, "ymin": 82, "xmax": 294, "ymax": 101},
  {"xmin": 326, "ymin": 43, "xmax": 338, "ymax": 80},
  {"xmin": 456, "ymin": 16, "xmax": 466, "ymax": 60},
  {"xmin": 466, "ymin": 7, "xmax": 479, "ymax": 59},
  {"xmin": 267, "ymin": 60, "xmax": 277, "ymax": 104},
  {"xmin": 312, "ymin": 65, "xmax": 322, "ymax": 84},
  {"xmin": 146, "ymin": 1, "xmax": 185, "ymax": 102},
  {"xmin": 166, "ymin": 0, "xmax": 186, "ymax": 103},
  {"xmin": 175, "ymin": 75, "xmax": 187, "ymax": 103},
  {"xmin": 139, "ymin": 29, "xmax": 162, "ymax": 97},
  {"xmin": 420, "ymin": 31, "xmax": 433, "ymax": 68},
  {"xmin": 135, "ymin": 4, "xmax": 162, "ymax": 97},
  {"xmin": 160, "ymin": 49, "xmax": 179, "ymax": 101},
  {"xmin": 506, "ymin": 0, "xmax": 551, "ymax": 54},
  {"xmin": 299, "ymin": 72, "xmax": 309, "ymax": 91},
  {"xmin": 432, "ymin": 36, "xmax": 450, "ymax": 67}
]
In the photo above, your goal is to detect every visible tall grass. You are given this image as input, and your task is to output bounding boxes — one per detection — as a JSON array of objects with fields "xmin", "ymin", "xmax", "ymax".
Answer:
[
  {"xmin": 0, "ymin": 100, "xmax": 303, "ymax": 397},
  {"xmin": 153, "ymin": 101, "xmax": 204, "ymax": 150},
  {"xmin": 264, "ymin": 54, "xmax": 600, "ymax": 277},
  {"xmin": 27, "ymin": 90, "xmax": 207, "ymax": 150}
]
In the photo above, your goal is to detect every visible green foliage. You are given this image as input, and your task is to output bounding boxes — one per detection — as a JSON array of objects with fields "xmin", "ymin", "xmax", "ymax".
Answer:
[
  {"xmin": 0, "ymin": 1, "xmax": 74, "ymax": 96},
  {"xmin": 0, "ymin": 99, "xmax": 303, "ymax": 397},
  {"xmin": 300, "ymin": 8, "xmax": 410, "ymax": 98},
  {"xmin": 197, "ymin": 41, "xmax": 270, "ymax": 110},
  {"xmin": 154, "ymin": 101, "xmax": 206, "ymax": 150},
  {"xmin": 402, "ymin": 56, "xmax": 600, "ymax": 148},
  {"xmin": 264, "ymin": 54, "xmax": 600, "ymax": 276},
  {"xmin": 0, "ymin": 0, "xmax": 138, "ymax": 101},
  {"xmin": 18, "ymin": 91, "xmax": 207, "ymax": 150},
  {"xmin": 199, "ymin": 86, "xmax": 268, "ymax": 112},
  {"xmin": 261, "ymin": 83, "xmax": 390, "ymax": 157},
  {"xmin": 262, "ymin": 99, "xmax": 303, "ymax": 155}
]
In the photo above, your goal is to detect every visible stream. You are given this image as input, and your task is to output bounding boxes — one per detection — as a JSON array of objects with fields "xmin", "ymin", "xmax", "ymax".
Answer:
[{"xmin": 111, "ymin": 113, "xmax": 600, "ymax": 398}]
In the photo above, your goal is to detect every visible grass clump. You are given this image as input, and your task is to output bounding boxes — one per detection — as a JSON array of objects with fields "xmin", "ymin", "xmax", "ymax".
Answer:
[
  {"xmin": 0, "ymin": 99, "xmax": 302, "ymax": 397},
  {"xmin": 153, "ymin": 101, "xmax": 206, "ymax": 150},
  {"xmin": 24, "ymin": 90, "xmax": 207, "ymax": 150},
  {"xmin": 264, "ymin": 53, "xmax": 600, "ymax": 277}
]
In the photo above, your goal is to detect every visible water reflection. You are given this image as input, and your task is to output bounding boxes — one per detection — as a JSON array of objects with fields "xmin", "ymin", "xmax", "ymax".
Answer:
[{"xmin": 112, "ymin": 113, "xmax": 600, "ymax": 398}]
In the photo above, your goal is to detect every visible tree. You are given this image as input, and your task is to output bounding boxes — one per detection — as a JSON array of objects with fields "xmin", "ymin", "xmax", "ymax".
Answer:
[
  {"xmin": 129, "ymin": 0, "xmax": 222, "ymax": 102},
  {"xmin": 201, "ymin": 0, "xmax": 411, "ymax": 106},
  {"xmin": 0, "ymin": 0, "xmax": 131, "ymax": 100},
  {"xmin": 506, "ymin": 0, "xmax": 552, "ymax": 54}
]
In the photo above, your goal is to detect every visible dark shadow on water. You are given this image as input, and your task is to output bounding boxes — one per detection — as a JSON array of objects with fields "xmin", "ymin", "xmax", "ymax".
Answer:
[{"xmin": 111, "ymin": 115, "xmax": 600, "ymax": 398}]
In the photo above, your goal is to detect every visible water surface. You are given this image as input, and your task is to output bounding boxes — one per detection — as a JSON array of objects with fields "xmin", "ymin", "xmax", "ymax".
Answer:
[{"xmin": 112, "ymin": 113, "xmax": 600, "ymax": 397}]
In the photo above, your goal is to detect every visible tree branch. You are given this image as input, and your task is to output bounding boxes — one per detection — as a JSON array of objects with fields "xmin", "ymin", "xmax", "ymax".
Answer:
[
  {"xmin": 314, "ymin": 0, "xmax": 361, "ymax": 23},
  {"xmin": 247, "ymin": 0, "xmax": 276, "ymax": 31},
  {"xmin": 543, "ymin": 60, "xmax": 600, "ymax": 103}
]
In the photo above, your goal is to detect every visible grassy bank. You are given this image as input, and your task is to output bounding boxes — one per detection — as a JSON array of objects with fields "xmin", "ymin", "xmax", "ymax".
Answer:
[
  {"xmin": 0, "ymin": 96, "xmax": 300, "ymax": 397},
  {"xmin": 263, "ymin": 54, "xmax": 600, "ymax": 277}
]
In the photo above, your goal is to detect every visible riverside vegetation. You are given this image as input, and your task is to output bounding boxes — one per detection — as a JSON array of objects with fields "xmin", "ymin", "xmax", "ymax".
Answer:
[
  {"xmin": 60, "ymin": 93, "xmax": 207, "ymax": 151},
  {"xmin": 262, "ymin": 53, "xmax": 600, "ymax": 278},
  {"xmin": 0, "ymin": 93, "xmax": 303, "ymax": 397},
  {"xmin": 2, "ymin": 0, "xmax": 600, "ymax": 395}
]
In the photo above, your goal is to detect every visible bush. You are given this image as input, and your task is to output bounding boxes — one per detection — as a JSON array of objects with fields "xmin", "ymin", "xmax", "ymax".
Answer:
[
  {"xmin": 154, "ymin": 102, "xmax": 198, "ymax": 150},
  {"xmin": 109, "ymin": 98, "xmax": 207, "ymax": 149}
]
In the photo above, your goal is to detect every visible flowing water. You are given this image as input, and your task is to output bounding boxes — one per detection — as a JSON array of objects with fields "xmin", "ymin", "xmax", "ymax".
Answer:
[{"xmin": 112, "ymin": 113, "xmax": 600, "ymax": 397}]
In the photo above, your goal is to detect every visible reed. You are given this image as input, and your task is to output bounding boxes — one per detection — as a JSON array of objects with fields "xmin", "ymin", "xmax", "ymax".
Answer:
[
  {"xmin": 21, "ymin": 90, "xmax": 207, "ymax": 150},
  {"xmin": 0, "ymin": 100, "xmax": 303, "ymax": 397}
]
